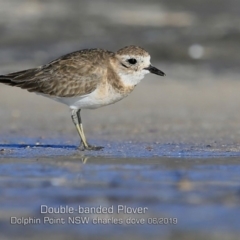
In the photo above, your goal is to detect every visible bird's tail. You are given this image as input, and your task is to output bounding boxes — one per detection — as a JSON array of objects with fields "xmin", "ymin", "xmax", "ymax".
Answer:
[
  {"xmin": 0, "ymin": 76, "xmax": 15, "ymax": 86},
  {"xmin": 0, "ymin": 69, "xmax": 36, "ymax": 87}
]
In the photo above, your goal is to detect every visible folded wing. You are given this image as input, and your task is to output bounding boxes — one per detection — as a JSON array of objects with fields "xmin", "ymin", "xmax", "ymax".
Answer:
[{"xmin": 0, "ymin": 49, "xmax": 110, "ymax": 97}]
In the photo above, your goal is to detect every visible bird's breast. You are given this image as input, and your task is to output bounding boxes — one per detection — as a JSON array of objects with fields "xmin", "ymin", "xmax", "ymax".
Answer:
[{"xmin": 64, "ymin": 82, "xmax": 131, "ymax": 109}]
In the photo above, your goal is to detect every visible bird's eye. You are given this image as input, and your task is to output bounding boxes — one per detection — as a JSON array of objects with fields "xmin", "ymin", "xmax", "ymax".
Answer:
[{"xmin": 127, "ymin": 58, "xmax": 137, "ymax": 64}]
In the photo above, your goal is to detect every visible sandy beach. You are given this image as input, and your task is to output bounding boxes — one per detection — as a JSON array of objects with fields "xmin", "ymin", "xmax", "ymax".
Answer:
[{"xmin": 0, "ymin": 0, "xmax": 240, "ymax": 239}]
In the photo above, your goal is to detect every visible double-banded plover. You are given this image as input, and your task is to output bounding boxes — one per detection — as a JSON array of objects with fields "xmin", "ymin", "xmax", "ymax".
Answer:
[{"xmin": 0, "ymin": 45, "xmax": 165, "ymax": 150}]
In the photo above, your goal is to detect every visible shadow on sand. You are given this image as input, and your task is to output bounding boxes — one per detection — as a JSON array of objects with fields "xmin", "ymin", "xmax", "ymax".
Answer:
[{"xmin": 0, "ymin": 144, "xmax": 77, "ymax": 149}]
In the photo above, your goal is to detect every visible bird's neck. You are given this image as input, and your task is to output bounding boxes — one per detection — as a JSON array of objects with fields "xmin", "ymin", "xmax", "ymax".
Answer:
[{"xmin": 117, "ymin": 71, "xmax": 145, "ymax": 87}]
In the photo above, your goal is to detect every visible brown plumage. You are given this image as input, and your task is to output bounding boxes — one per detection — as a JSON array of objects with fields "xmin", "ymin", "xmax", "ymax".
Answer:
[
  {"xmin": 0, "ymin": 49, "xmax": 117, "ymax": 97},
  {"xmin": 116, "ymin": 45, "xmax": 149, "ymax": 56}
]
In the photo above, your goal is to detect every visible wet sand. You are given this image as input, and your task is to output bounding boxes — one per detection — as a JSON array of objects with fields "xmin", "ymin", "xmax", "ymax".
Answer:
[
  {"xmin": 0, "ymin": 156, "xmax": 240, "ymax": 240},
  {"xmin": 1, "ymin": 0, "xmax": 240, "ymax": 239},
  {"xmin": 1, "ymin": 66, "xmax": 240, "ymax": 240}
]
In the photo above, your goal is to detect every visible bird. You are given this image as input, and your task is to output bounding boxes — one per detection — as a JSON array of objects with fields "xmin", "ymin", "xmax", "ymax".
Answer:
[{"xmin": 0, "ymin": 45, "xmax": 165, "ymax": 151}]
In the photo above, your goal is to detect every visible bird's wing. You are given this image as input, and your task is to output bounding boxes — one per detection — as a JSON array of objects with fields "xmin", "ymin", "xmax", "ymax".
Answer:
[{"xmin": 0, "ymin": 49, "xmax": 111, "ymax": 97}]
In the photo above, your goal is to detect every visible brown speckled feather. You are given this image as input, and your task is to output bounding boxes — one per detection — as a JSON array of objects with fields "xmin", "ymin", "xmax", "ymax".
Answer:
[
  {"xmin": 116, "ymin": 45, "xmax": 149, "ymax": 56},
  {"xmin": 0, "ymin": 49, "xmax": 115, "ymax": 97}
]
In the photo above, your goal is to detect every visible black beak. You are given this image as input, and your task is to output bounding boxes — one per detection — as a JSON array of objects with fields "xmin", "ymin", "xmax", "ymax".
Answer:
[{"xmin": 144, "ymin": 65, "xmax": 165, "ymax": 76}]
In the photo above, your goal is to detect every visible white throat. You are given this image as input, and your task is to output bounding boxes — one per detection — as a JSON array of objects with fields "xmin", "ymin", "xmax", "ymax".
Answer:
[{"xmin": 118, "ymin": 69, "xmax": 149, "ymax": 87}]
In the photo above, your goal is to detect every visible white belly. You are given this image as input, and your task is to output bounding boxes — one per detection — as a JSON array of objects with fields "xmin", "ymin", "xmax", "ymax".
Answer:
[{"xmin": 39, "ymin": 86, "xmax": 127, "ymax": 110}]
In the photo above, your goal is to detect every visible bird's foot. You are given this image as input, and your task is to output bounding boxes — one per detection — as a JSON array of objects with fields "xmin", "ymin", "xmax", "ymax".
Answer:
[
  {"xmin": 78, "ymin": 143, "xmax": 104, "ymax": 151},
  {"xmin": 86, "ymin": 145, "xmax": 104, "ymax": 151}
]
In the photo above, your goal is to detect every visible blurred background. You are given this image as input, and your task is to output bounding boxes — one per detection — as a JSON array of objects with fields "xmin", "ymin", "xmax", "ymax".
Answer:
[
  {"xmin": 0, "ymin": 0, "xmax": 240, "ymax": 140},
  {"xmin": 0, "ymin": 0, "xmax": 240, "ymax": 148},
  {"xmin": 0, "ymin": 0, "xmax": 240, "ymax": 72},
  {"xmin": 1, "ymin": 1, "xmax": 240, "ymax": 240}
]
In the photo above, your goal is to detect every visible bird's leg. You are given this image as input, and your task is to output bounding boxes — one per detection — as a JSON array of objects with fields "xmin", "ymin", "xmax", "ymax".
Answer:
[
  {"xmin": 71, "ymin": 109, "xmax": 88, "ymax": 150},
  {"xmin": 76, "ymin": 109, "xmax": 104, "ymax": 150},
  {"xmin": 71, "ymin": 109, "xmax": 103, "ymax": 151}
]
